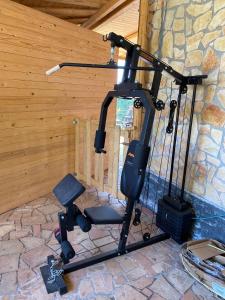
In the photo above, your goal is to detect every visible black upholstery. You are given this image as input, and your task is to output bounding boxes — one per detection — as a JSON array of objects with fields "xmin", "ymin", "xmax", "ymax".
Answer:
[
  {"xmin": 84, "ymin": 206, "xmax": 123, "ymax": 224},
  {"xmin": 53, "ymin": 174, "xmax": 85, "ymax": 207},
  {"xmin": 121, "ymin": 140, "xmax": 149, "ymax": 199}
]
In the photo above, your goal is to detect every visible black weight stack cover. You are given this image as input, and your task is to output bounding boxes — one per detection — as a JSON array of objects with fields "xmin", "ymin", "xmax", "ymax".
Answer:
[{"xmin": 156, "ymin": 196, "xmax": 193, "ymax": 244}]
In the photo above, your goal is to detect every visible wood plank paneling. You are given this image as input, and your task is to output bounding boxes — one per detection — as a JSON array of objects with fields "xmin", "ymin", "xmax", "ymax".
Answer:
[
  {"xmin": 0, "ymin": 0, "xmax": 116, "ymax": 213},
  {"xmin": 11, "ymin": 0, "xmax": 108, "ymax": 25}
]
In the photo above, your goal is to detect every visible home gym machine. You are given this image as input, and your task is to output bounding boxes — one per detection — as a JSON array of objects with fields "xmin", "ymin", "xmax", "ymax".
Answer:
[{"xmin": 41, "ymin": 32, "xmax": 207, "ymax": 295}]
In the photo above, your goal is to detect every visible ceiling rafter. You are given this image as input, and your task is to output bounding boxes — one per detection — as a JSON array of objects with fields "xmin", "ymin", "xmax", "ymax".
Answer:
[
  {"xmin": 13, "ymin": 0, "xmax": 106, "ymax": 9},
  {"xmin": 82, "ymin": 0, "xmax": 134, "ymax": 30},
  {"xmin": 32, "ymin": 7, "xmax": 98, "ymax": 18}
]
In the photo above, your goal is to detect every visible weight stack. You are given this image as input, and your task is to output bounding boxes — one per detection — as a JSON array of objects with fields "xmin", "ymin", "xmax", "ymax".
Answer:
[{"xmin": 156, "ymin": 196, "xmax": 193, "ymax": 244}]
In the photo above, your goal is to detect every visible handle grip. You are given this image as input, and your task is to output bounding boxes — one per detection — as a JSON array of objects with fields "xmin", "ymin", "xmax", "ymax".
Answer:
[
  {"xmin": 166, "ymin": 100, "xmax": 177, "ymax": 134},
  {"xmin": 46, "ymin": 65, "xmax": 60, "ymax": 76}
]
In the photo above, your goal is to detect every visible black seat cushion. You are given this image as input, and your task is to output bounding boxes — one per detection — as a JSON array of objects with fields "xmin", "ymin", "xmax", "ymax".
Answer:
[
  {"xmin": 53, "ymin": 174, "xmax": 85, "ymax": 207},
  {"xmin": 84, "ymin": 206, "xmax": 123, "ymax": 224}
]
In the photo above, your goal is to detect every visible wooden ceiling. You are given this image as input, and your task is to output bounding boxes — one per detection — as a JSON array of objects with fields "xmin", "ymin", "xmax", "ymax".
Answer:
[
  {"xmin": 94, "ymin": 0, "xmax": 139, "ymax": 42},
  {"xmin": 12, "ymin": 0, "xmax": 135, "ymax": 28}
]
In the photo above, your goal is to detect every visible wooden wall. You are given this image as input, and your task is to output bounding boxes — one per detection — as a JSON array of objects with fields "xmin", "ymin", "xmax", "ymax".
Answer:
[{"xmin": 0, "ymin": 0, "xmax": 116, "ymax": 213}]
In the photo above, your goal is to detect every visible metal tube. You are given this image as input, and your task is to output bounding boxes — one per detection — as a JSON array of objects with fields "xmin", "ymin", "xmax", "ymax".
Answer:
[
  {"xmin": 168, "ymin": 85, "xmax": 183, "ymax": 196},
  {"xmin": 59, "ymin": 62, "xmax": 157, "ymax": 71},
  {"xmin": 63, "ymin": 233, "xmax": 169, "ymax": 274},
  {"xmin": 181, "ymin": 84, "xmax": 197, "ymax": 199}
]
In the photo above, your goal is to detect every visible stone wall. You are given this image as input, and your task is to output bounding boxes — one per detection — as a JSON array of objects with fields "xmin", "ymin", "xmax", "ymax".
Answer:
[{"xmin": 147, "ymin": 0, "xmax": 225, "ymax": 213}]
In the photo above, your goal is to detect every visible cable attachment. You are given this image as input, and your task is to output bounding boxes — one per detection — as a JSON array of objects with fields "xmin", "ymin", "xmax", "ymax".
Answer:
[
  {"xmin": 47, "ymin": 256, "xmax": 64, "ymax": 285},
  {"xmin": 108, "ymin": 42, "xmax": 116, "ymax": 65},
  {"xmin": 155, "ymin": 99, "xmax": 165, "ymax": 111},
  {"xmin": 166, "ymin": 100, "xmax": 177, "ymax": 134},
  {"xmin": 103, "ymin": 34, "xmax": 109, "ymax": 42},
  {"xmin": 134, "ymin": 98, "xmax": 143, "ymax": 109},
  {"xmin": 181, "ymin": 85, "xmax": 188, "ymax": 94},
  {"xmin": 133, "ymin": 208, "xmax": 141, "ymax": 226}
]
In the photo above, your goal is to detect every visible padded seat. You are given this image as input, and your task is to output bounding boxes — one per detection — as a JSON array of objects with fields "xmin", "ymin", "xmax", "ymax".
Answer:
[
  {"xmin": 53, "ymin": 173, "xmax": 85, "ymax": 207},
  {"xmin": 84, "ymin": 206, "xmax": 123, "ymax": 224}
]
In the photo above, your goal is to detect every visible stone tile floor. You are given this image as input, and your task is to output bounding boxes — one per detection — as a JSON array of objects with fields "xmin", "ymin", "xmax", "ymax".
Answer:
[{"xmin": 0, "ymin": 188, "xmax": 218, "ymax": 300}]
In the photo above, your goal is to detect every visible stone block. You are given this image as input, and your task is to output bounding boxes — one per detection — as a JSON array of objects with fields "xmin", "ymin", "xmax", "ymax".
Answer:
[
  {"xmin": 41, "ymin": 229, "xmax": 52, "ymax": 240},
  {"xmin": 89, "ymin": 228, "xmax": 109, "ymax": 240},
  {"xmin": 0, "ymin": 240, "xmax": 24, "ymax": 256},
  {"xmin": 0, "ymin": 271, "xmax": 17, "ymax": 295},
  {"xmin": 93, "ymin": 236, "xmax": 114, "ymax": 247},
  {"xmin": 173, "ymin": 19, "xmax": 185, "ymax": 32},
  {"xmin": 162, "ymin": 31, "xmax": 173, "ymax": 58},
  {"xmin": 202, "ymin": 104, "xmax": 225, "ymax": 127},
  {"xmin": 205, "ymin": 68, "xmax": 219, "ymax": 84},
  {"xmin": 151, "ymin": 294, "xmax": 166, "ymax": 300},
  {"xmin": 192, "ymin": 282, "xmax": 216, "ymax": 300},
  {"xmin": 213, "ymin": 177, "xmax": 225, "ymax": 192},
  {"xmin": 205, "ymin": 184, "xmax": 222, "ymax": 207},
  {"xmin": 165, "ymin": 10, "xmax": 175, "ymax": 30},
  {"xmin": 0, "ymin": 254, "xmax": 19, "ymax": 273},
  {"xmin": 37, "ymin": 204, "xmax": 59, "ymax": 215},
  {"xmin": 218, "ymin": 73, "xmax": 225, "ymax": 87},
  {"xmin": 207, "ymin": 155, "xmax": 221, "ymax": 167},
  {"xmin": 209, "ymin": 9, "xmax": 225, "ymax": 31},
  {"xmin": 167, "ymin": 268, "xmax": 195, "ymax": 293},
  {"xmin": 174, "ymin": 48, "xmax": 185, "ymax": 59},
  {"xmin": 198, "ymin": 135, "xmax": 220, "ymax": 157},
  {"xmin": 194, "ymin": 151, "xmax": 206, "ymax": 162},
  {"xmin": 168, "ymin": 0, "xmax": 189, "ymax": 9},
  {"xmin": 18, "ymin": 268, "xmax": 36, "ymax": 287},
  {"xmin": 10, "ymin": 228, "xmax": 32, "ymax": 240},
  {"xmin": 216, "ymin": 166, "xmax": 225, "ymax": 182},
  {"xmin": 187, "ymin": 32, "xmax": 204, "ymax": 51},
  {"xmin": 126, "ymin": 267, "xmax": 146, "ymax": 281},
  {"xmin": 20, "ymin": 237, "xmax": 45, "ymax": 250},
  {"xmin": 186, "ymin": 18, "xmax": 193, "ymax": 36},
  {"xmin": 105, "ymin": 259, "xmax": 122, "ymax": 275},
  {"xmin": 187, "ymin": 2, "xmax": 212, "ymax": 17},
  {"xmin": 152, "ymin": 10, "xmax": 162, "ymax": 29},
  {"xmin": 181, "ymin": 289, "xmax": 199, "ymax": 300},
  {"xmin": 211, "ymin": 128, "xmax": 223, "ymax": 144},
  {"xmin": 33, "ymin": 224, "xmax": 41, "ymax": 238},
  {"xmin": 0, "ymin": 224, "xmax": 15, "ymax": 238},
  {"xmin": 131, "ymin": 275, "xmax": 153, "ymax": 290},
  {"xmin": 22, "ymin": 214, "xmax": 46, "ymax": 226},
  {"xmin": 214, "ymin": 36, "xmax": 225, "ymax": 51},
  {"xmin": 201, "ymin": 30, "xmax": 221, "ymax": 48},
  {"xmin": 205, "ymin": 85, "xmax": 216, "ymax": 103},
  {"xmin": 150, "ymin": 275, "xmax": 180, "ymax": 300},
  {"xmin": 142, "ymin": 288, "xmax": 153, "ymax": 297},
  {"xmin": 117, "ymin": 256, "xmax": 138, "ymax": 272},
  {"xmin": 21, "ymin": 245, "xmax": 54, "ymax": 268},
  {"xmin": 176, "ymin": 6, "xmax": 184, "ymax": 18},
  {"xmin": 91, "ymin": 272, "xmax": 113, "ymax": 294},
  {"xmin": 185, "ymin": 50, "xmax": 203, "ymax": 67},
  {"xmin": 202, "ymin": 48, "xmax": 219, "ymax": 73},
  {"xmin": 114, "ymin": 284, "xmax": 147, "ymax": 300},
  {"xmin": 152, "ymin": 261, "xmax": 171, "ymax": 273},
  {"xmin": 193, "ymin": 11, "xmax": 212, "ymax": 33},
  {"xmin": 41, "ymin": 222, "xmax": 57, "ymax": 231},
  {"xmin": 174, "ymin": 33, "xmax": 185, "ymax": 46},
  {"xmin": 78, "ymin": 279, "xmax": 94, "ymax": 299},
  {"xmin": 189, "ymin": 180, "xmax": 205, "ymax": 196},
  {"xmin": 170, "ymin": 61, "xmax": 184, "ymax": 73}
]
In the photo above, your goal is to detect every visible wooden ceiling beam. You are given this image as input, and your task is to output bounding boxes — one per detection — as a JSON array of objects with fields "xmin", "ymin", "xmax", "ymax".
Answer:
[
  {"xmin": 32, "ymin": 7, "xmax": 97, "ymax": 18},
  {"xmin": 82, "ymin": 0, "xmax": 134, "ymax": 30},
  {"xmin": 126, "ymin": 31, "xmax": 138, "ymax": 41},
  {"xmin": 64, "ymin": 17, "xmax": 89, "ymax": 24},
  {"xmin": 13, "ymin": 0, "xmax": 106, "ymax": 9}
]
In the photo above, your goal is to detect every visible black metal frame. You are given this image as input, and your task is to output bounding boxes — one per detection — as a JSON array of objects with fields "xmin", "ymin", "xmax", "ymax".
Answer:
[{"xmin": 41, "ymin": 32, "xmax": 207, "ymax": 295}]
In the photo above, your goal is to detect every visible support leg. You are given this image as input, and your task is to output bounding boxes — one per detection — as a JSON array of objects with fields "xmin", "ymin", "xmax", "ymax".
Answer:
[{"xmin": 118, "ymin": 197, "xmax": 136, "ymax": 253}]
